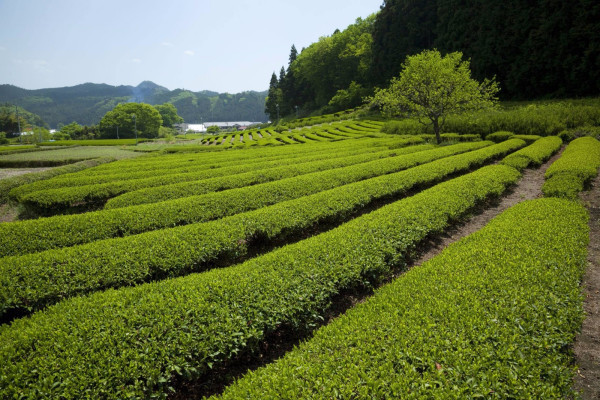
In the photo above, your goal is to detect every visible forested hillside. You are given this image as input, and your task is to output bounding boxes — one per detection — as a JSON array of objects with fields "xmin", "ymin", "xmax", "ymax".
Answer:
[
  {"xmin": 268, "ymin": 0, "xmax": 600, "ymax": 119},
  {"xmin": 0, "ymin": 82, "xmax": 268, "ymax": 127}
]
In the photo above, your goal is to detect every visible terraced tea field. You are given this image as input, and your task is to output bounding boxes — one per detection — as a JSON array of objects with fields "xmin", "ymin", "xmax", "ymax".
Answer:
[{"xmin": 0, "ymin": 126, "xmax": 598, "ymax": 399}]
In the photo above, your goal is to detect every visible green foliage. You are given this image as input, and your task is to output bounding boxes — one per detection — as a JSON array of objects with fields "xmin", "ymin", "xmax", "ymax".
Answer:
[
  {"xmin": 98, "ymin": 103, "xmax": 162, "ymax": 139},
  {"xmin": 0, "ymin": 158, "xmax": 115, "ymax": 205},
  {"xmin": 371, "ymin": 0, "xmax": 600, "ymax": 99},
  {"xmin": 0, "ymin": 83, "xmax": 268, "ymax": 126},
  {"xmin": 217, "ymin": 198, "xmax": 588, "ymax": 399},
  {"xmin": 286, "ymin": 15, "xmax": 376, "ymax": 112},
  {"xmin": 326, "ymin": 81, "xmax": 370, "ymax": 113},
  {"xmin": 485, "ymin": 131, "xmax": 514, "ymax": 143},
  {"xmin": 500, "ymin": 136, "xmax": 563, "ymax": 171},
  {"xmin": 382, "ymin": 99, "xmax": 600, "ymax": 137},
  {"xmin": 0, "ymin": 140, "xmax": 524, "ymax": 318},
  {"xmin": 0, "ymin": 146, "xmax": 140, "ymax": 168},
  {"xmin": 153, "ymin": 103, "xmax": 183, "ymax": 127},
  {"xmin": 543, "ymin": 136, "xmax": 600, "ymax": 198},
  {"xmin": 0, "ymin": 164, "xmax": 520, "ymax": 399},
  {"xmin": 206, "ymin": 125, "xmax": 220, "ymax": 134},
  {"xmin": 0, "ymin": 132, "xmax": 8, "ymax": 145},
  {"xmin": 2, "ymin": 142, "xmax": 490, "ymax": 257},
  {"xmin": 0, "ymin": 103, "xmax": 48, "ymax": 134},
  {"xmin": 370, "ymin": 50, "xmax": 499, "ymax": 143}
]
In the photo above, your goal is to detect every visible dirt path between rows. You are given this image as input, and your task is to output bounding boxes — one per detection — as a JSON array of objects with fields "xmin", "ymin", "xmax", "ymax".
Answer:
[
  {"xmin": 412, "ymin": 148, "xmax": 564, "ymax": 266},
  {"xmin": 574, "ymin": 173, "xmax": 600, "ymax": 400}
]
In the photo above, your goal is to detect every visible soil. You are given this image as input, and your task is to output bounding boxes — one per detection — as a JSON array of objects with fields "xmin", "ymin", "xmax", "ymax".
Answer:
[
  {"xmin": 0, "ymin": 167, "xmax": 52, "ymax": 180},
  {"xmin": 574, "ymin": 173, "xmax": 600, "ymax": 400}
]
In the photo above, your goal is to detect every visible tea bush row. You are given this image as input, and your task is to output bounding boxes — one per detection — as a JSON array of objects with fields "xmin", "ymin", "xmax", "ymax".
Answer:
[
  {"xmin": 17, "ymin": 142, "xmax": 429, "ymax": 213},
  {"xmin": 501, "ymin": 136, "xmax": 563, "ymax": 171},
  {"xmin": 0, "ymin": 141, "xmax": 523, "ymax": 315},
  {"xmin": 216, "ymin": 198, "xmax": 588, "ymax": 399},
  {"xmin": 543, "ymin": 137, "xmax": 600, "ymax": 198},
  {"xmin": 0, "ymin": 142, "xmax": 484, "ymax": 257},
  {"xmin": 0, "ymin": 164, "xmax": 521, "ymax": 399},
  {"xmin": 105, "ymin": 141, "xmax": 467, "ymax": 209}
]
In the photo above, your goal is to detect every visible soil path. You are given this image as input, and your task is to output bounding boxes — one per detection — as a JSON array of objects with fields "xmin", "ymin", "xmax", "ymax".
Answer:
[
  {"xmin": 574, "ymin": 173, "xmax": 600, "ymax": 400},
  {"xmin": 412, "ymin": 149, "xmax": 563, "ymax": 266}
]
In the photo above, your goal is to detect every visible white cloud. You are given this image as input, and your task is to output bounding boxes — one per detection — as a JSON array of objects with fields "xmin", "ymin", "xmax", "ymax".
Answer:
[
  {"xmin": 161, "ymin": 41, "xmax": 174, "ymax": 47},
  {"xmin": 131, "ymin": 58, "xmax": 142, "ymax": 63},
  {"xmin": 184, "ymin": 50, "xmax": 194, "ymax": 56},
  {"xmin": 0, "ymin": 46, "xmax": 6, "ymax": 51}
]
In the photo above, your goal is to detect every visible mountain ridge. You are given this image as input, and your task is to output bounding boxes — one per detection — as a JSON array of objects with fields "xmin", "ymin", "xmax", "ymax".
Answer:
[{"xmin": 0, "ymin": 81, "xmax": 268, "ymax": 127}]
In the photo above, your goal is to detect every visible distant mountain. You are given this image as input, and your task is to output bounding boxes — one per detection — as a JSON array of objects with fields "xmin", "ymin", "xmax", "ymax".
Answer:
[{"xmin": 0, "ymin": 82, "xmax": 268, "ymax": 127}]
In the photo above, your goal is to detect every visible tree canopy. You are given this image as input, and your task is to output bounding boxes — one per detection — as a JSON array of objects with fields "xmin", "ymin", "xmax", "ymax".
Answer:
[
  {"xmin": 154, "ymin": 103, "xmax": 183, "ymax": 127},
  {"xmin": 370, "ymin": 50, "xmax": 499, "ymax": 144},
  {"xmin": 98, "ymin": 103, "xmax": 162, "ymax": 139}
]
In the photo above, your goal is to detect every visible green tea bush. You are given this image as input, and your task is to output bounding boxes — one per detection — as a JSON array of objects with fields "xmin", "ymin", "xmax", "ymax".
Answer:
[
  {"xmin": 543, "ymin": 136, "xmax": 600, "ymax": 198},
  {"xmin": 501, "ymin": 136, "xmax": 563, "ymax": 171},
  {"xmin": 216, "ymin": 198, "xmax": 588, "ymax": 399},
  {"xmin": 1, "ymin": 143, "xmax": 487, "ymax": 257},
  {"xmin": 485, "ymin": 131, "xmax": 515, "ymax": 142},
  {"xmin": 0, "ymin": 164, "xmax": 520, "ymax": 399},
  {"xmin": 0, "ymin": 140, "xmax": 523, "ymax": 315}
]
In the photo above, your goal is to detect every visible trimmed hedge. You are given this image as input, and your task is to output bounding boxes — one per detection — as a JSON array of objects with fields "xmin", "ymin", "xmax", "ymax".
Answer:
[
  {"xmin": 500, "ymin": 136, "xmax": 563, "ymax": 171},
  {"xmin": 0, "ymin": 142, "xmax": 490, "ymax": 257},
  {"xmin": 17, "ymin": 143, "xmax": 433, "ymax": 213},
  {"xmin": 543, "ymin": 136, "xmax": 600, "ymax": 199},
  {"xmin": 216, "ymin": 198, "xmax": 588, "ymax": 399},
  {"xmin": 0, "ymin": 157, "xmax": 116, "ymax": 205},
  {"xmin": 9, "ymin": 143, "xmax": 396, "ymax": 200},
  {"xmin": 105, "ymin": 142, "xmax": 484, "ymax": 209},
  {"xmin": 0, "ymin": 164, "xmax": 521, "ymax": 399},
  {"xmin": 485, "ymin": 131, "xmax": 515, "ymax": 143},
  {"xmin": 0, "ymin": 140, "xmax": 524, "ymax": 315}
]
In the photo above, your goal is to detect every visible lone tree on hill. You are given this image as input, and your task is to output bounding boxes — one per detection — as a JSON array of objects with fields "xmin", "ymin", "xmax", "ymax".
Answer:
[{"xmin": 370, "ymin": 49, "xmax": 499, "ymax": 144}]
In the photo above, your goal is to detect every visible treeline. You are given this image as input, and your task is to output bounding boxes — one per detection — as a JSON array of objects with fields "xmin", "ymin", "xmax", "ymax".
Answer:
[
  {"xmin": 268, "ymin": 0, "xmax": 600, "ymax": 119},
  {"xmin": 0, "ymin": 82, "xmax": 268, "ymax": 127}
]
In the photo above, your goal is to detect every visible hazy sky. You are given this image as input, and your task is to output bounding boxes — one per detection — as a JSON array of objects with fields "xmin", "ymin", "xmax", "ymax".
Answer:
[{"xmin": 0, "ymin": 0, "xmax": 382, "ymax": 93}]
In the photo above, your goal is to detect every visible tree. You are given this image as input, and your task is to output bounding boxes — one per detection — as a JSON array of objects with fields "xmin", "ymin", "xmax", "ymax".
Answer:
[
  {"xmin": 371, "ymin": 50, "xmax": 499, "ymax": 144},
  {"xmin": 264, "ymin": 72, "xmax": 282, "ymax": 121},
  {"xmin": 154, "ymin": 103, "xmax": 183, "ymax": 127},
  {"xmin": 98, "ymin": 103, "xmax": 162, "ymax": 138}
]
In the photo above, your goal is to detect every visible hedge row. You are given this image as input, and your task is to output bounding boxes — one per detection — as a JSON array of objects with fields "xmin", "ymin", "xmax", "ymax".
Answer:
[
  {"xmin": 500, "ymin": 136, "xmax": 563, "ymax": 171},
  {"xmin": 216, "ymin": 198, "xmax": 588, "ymax": 399},
  {"xmin": 17, "ymin": 142, "xmax": 433, "ymax": 213},
  {"xmin": 88, "ymin": 135, "xmax": 389, "ymax": 173},
  {"xmin": 10, "ymin": 142, "xmax": 395, "ymax": 198},
  {"xmin": 543, "ymin": 136, "xmax": 600, "ymax": 199},
  {"xmin": 0, "ymin": 164, "xmax": 521, "ymax": 399},
  {"xmin": 0, "ymin": 142, "xmax": 487, "ymax": 257},
  {"xmin": 0, "ymin": 140, "xmax": 524, "ymax": 315},
  {"xmin": 105, "ymin": 141, "xmax": 480, "ymax": 209},
  {"xmin": 0, "ymin": 157, "xmax": 116, "ymax": 205}
]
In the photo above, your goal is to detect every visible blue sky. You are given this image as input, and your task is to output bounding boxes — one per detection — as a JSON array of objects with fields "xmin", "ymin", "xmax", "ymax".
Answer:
[{"xmin": 0, "ymin": 0, "xmax": 382, "ymax": 93}]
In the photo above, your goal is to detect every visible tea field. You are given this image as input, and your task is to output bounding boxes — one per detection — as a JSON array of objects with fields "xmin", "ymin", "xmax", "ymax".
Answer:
[{"xmin": 0, "ymin": 121, "xmax": 599, "ymax": 399}]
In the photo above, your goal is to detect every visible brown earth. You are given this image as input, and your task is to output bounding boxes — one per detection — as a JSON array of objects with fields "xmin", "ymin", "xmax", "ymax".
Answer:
[
  {"xmin": 0, "ymin": 167, "xmax": 52, "ymax": 180},
  {"xmin": 574, "ymin": 173, "xmax": 600, "ymax": 400}
]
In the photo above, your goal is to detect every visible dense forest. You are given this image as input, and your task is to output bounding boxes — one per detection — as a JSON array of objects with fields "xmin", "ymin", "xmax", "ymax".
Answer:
[
  {"xmin": 268, "ymin": 0, "xmax": 600, "ymax": 119},
  {"xmin": 0, "ymin": 81, "xmax": 268, "ymax": 128}
]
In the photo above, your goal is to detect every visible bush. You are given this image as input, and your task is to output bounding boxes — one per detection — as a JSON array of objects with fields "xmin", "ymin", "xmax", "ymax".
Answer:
[
  {"xmin": 217, "ymin": 198, "xmax": 588, "ymax": 399},
  {"xmin": 485, "ymin": 131, "xmax": 515, "ymax": 142}
]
